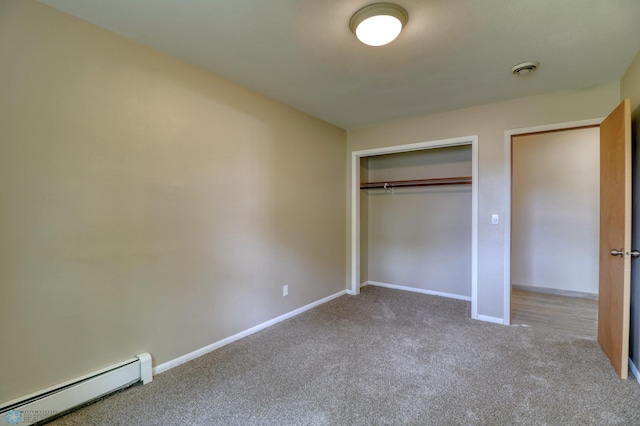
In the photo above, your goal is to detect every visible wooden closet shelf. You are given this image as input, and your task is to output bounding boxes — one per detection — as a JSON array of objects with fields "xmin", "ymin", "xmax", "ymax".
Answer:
[{"xmin": 360, "ymin": 176, "xmax": 472, "ymax": 189}]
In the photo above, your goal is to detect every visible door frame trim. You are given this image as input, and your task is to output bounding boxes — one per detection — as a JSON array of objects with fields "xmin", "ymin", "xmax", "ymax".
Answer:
[
  {"xmin": 503, "ymin": 118, "xmax": 604, "ymax": 324},
  {"xmin": 350, "ymin": 135, "xmax": 479, "ymax": 319}
]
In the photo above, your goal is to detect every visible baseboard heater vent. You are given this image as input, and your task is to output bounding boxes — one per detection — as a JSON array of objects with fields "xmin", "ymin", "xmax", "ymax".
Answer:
[{"xmin": 1, "ymin": 353, "xmax": 152, "ymax": 425}]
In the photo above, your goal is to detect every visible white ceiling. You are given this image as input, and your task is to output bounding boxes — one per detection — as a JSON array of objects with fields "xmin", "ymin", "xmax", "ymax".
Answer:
[{"xmin": 38, "ymin": 0, "xmax": 640, "ymax": 129}]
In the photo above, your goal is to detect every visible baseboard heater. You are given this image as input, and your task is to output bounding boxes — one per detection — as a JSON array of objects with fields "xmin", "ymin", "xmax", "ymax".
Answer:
[{"xmin": 1, "ymin": 353, "xmax": 152, "ymax": 425}]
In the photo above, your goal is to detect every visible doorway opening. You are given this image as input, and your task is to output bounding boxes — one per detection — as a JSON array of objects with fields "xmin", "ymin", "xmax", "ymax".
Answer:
[
  {"xmin": 504, "ymin": 119, "xmax": 603, "ymax": 336},
  {"xmin": 510, "ymin": 126, "xmax": 600, "ymax": 339}
]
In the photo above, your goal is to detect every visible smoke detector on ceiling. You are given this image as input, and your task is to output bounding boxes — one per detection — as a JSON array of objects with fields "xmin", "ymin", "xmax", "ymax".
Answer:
[{"xmin": 511, "ymin": 61, "xmax": 539, "ymax": 76}]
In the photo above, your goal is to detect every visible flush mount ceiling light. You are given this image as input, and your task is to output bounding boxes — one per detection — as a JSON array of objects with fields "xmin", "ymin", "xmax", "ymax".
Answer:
[
  {"xmin": 350, "ymin": 3, "xmax": 408, "ymax": 47},
  {"xmin": 511, "ymin": 61, "xmax": 540, "ymax": 76}
]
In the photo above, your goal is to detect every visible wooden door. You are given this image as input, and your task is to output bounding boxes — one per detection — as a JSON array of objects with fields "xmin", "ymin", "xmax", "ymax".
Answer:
[{"xmin": 598, "ymin": 99, "xmax": 632, "ymax": 379}]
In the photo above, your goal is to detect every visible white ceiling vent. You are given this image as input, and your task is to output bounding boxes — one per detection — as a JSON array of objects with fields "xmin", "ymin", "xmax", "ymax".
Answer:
[{"xmin": 511, "ymin": 61, "xmax": 539, "ymax": 75}]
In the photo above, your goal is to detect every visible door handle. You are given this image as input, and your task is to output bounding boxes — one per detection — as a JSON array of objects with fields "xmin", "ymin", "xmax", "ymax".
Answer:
[
  {"xmin": 610, "ymin": 249, "xmax": 640, "ymax": 257},
  {"xmin": 611, "ymin": 249, "xmax": 624, "ymax": 257}
]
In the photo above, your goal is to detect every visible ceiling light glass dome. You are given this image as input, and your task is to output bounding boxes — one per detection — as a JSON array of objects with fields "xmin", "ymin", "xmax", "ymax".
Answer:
[{"xmin": 350, "ymin": 3, "xmax": 408, "ymax": 47}]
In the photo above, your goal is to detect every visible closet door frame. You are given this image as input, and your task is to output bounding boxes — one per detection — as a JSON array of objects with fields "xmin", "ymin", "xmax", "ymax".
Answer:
[
  {"xmin": 503, "ymin": 118, "xmax": 604, "ymax": 325},
  {"xmin": 350, "ymin": 136, "xmax": 479, "ymax": 319}
]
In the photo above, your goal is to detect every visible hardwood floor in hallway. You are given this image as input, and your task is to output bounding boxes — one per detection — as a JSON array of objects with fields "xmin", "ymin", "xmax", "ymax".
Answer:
[{"xmin": 511, "ymin": 289, "xmax": 598, "ymax": 340}]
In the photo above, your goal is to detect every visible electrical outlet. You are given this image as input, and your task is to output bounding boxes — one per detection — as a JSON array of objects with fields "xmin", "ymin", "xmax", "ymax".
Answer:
[{"xmin": 283, "ymin": 285, "xmax": 288, "ymax": 297}]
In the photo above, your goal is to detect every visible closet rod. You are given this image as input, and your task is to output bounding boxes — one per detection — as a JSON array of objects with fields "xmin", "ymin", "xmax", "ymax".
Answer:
[{"xmin": 360, "ymin": 176, "xmax": 472, "ymax": 189}]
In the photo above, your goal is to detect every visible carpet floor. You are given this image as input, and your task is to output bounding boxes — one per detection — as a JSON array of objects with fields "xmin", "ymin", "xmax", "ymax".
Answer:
[{"xmin": 47, "ymin": 286, "xmax": 640, "ymax": 425}]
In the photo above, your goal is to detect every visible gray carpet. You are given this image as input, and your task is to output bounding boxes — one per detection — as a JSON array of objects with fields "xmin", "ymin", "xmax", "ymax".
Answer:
[{"xmin": 47, "ymin": 286, "xmax": 640, "ymax": 425}]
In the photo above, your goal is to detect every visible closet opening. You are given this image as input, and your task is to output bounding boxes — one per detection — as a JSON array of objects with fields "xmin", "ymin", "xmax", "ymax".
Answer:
[
  {"xmin": 508, "ymin": 125, "xmax": 600, "ymax": 339},
  {"xmin": 351, "ymin": 136, "xmax": 479, "ymax": 320}
]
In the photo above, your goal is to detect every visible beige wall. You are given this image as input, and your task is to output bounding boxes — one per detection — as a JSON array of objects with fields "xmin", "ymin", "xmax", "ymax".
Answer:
[
  {"xmin": 365, "ymin": 147, "xmax": 472, "ymax": 297},
  {"xmin": 622, "ymin": 50, "xmax": 640, "ymax": 112},
  {"xmin": 511, "ymin": 128, "xmax": 600, "ymax": 295},
  {"xmin": 347, "ymin": 83, "xmax": 620, "ymax": 320},
  {"xmin": 0, "ymin": 1, "xmax": 346, "ymax": 403},
  {"xmin": 622, "ymin": 50, "xmax": 640, "ymax": 369}
]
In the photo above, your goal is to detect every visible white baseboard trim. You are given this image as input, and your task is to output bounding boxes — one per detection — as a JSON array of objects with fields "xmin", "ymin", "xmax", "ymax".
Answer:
[
  {"xmin": 476, "ymin": 314, "xmax": 505, "ymax": 325},
  {"xmin": 364, "ymin": 281, "xmax": 471, "ymax": 301},
  {"xmin": 629, "ymin": 359, "xmax": 640, "ymax": 384},
  {"xmin": 154, "ymin": 290, "xmax": 347, "ymax": 375},
  {"xmin": 363, "ymin": 281, "xmax": 504, "ymax": 325},
  {"xmin": 512, "ymin": 284, "xmax": 598, "ymax": 300}
]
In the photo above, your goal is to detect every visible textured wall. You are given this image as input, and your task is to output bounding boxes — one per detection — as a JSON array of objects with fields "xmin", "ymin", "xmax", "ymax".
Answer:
[{"xmin": 0, "ymin": 0, "xmax": 346, "ymax": 402}]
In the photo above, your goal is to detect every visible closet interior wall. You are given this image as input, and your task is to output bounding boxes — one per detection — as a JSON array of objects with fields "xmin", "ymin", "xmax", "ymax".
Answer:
[{"xmin": 362, "ymin": 146, "xmax": 472, "ymax": 298}]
